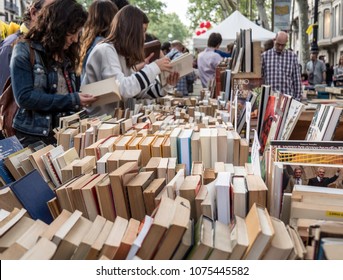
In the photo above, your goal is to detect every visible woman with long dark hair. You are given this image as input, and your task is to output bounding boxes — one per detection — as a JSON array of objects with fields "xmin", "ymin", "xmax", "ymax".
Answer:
[
  {"xmin": 10, "ymin": 0, "xmax": 97, "ymax": 147},
  {"xmin": 83, "ymin": 5, "xmax": 179, "ymax": 116}
]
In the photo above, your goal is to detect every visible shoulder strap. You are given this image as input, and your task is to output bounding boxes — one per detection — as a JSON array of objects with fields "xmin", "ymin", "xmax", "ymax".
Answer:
[{"xmin": 29, "ymin": 45, "xmax": 35, "ymax": 66}]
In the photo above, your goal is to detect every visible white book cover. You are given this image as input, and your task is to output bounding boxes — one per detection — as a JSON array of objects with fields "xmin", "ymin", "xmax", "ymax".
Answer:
[
  {"xmin": 170, "ymin": 127, "xmax": 182, "ymax": 160},
  {"xmin": 279, "ymin": 99, "xmax": 305, "ymax": 140},
  {"xmin": 126, "ymin": 215, "xmax": 153, "ymax": 260},
  {"xmin": 160, "ymin": 53, "xmax": 193, "ymax": 86},
  {"xmin": 178, "ymin": 129, "xmax": 193, "ymax": 175},
  {"xmin": 199, "ymin": 128, "xmax": 211, "ymax": 169},
  {"xmin": 215, "ymin": 172, "xmax": 231, "ymax": 225}
]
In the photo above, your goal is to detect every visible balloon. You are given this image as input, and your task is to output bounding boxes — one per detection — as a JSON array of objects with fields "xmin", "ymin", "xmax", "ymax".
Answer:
[
  {"xmin": 205, "ymin": 21, "xmax": 211, "ymax": 29},
  {"xmin": 199, "ymin": 22, "xmax": 205, "ymax": 28},
  {"xmin": 196, "ymin": 30, "xmax": 201, "ymax": 36},
  {"xmin": 201, "ymin": 29, "xmax": 206, "ymax": 34}
]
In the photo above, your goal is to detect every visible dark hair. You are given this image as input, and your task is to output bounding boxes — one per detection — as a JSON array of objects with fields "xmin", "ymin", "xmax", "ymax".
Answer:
[
  {"xmin": 207, "ymin": 33, "xmax": 222, "ymax": 48},
  {"xmin": 111, "ymin": 0, "xmax": 129, "ymax": 10},
  {"xmin": 25, "ymin": 0, "xmax": 88, "ymax": 69},
  {"xmin": 105, "ymin": 5, "xmax": 147, "ymax": 69},
  {"xmin": 79, "ymin": 0, "xmax": 118, "ymax": 72},
  {"xmin": 161, "ymin": 41, "xmax": 171, "ymax": 52}
]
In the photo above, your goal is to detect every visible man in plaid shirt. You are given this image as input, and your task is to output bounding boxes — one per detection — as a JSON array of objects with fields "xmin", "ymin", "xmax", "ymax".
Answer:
[{"xmin": 261, "ymin": 31, "xmax": 302, "ymax": 100}]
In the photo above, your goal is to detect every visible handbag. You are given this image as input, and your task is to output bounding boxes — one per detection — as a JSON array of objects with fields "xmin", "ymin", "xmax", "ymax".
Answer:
[{"xmin": 0, "ymin": 45, "xmax": 35, "ymax": 138}]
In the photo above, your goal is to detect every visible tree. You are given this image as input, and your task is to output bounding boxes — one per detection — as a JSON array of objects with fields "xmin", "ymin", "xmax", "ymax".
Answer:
[
  {"xmin": 148, "ymin": 13, "xmax": 191, "ymax": 44},
  {"xmin": 188, "ymin": 0, "xmax": 271, "ymax": 31},
  {"xmin": 296, "ymin": 0, "xmax": 310, "ymax": 69},
  {"xmin": 130, "ymin": 0, "xmax": 166, "ymax": 23}
]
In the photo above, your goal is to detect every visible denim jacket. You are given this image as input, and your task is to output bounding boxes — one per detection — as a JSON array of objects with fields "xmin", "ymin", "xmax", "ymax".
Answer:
[{"xmin": 10, "ymin": 41, "xmax": 81, "ymax": 136}]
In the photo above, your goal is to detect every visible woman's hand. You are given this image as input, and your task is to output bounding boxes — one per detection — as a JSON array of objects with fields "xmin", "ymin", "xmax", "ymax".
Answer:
[
  {"xmin": 155, "ymin": 56, "xmax": 173, "ymax": 72},
  {"xmin": 166, "ymin": 72, "xmax": 180, "ymax": 86},
  {"xmin": 79, "ymin": 93, "xmax": 98, "ymax": 107}
]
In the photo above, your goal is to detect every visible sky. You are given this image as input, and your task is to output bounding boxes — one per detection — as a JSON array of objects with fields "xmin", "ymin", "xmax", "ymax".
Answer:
[{"xmin": 163, "ymin": 0, "xmax": 190, "ymax": 25}]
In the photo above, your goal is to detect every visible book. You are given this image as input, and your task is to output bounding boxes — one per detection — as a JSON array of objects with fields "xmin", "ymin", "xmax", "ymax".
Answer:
[
  {"xmin": 1, "ymin": 219, "xmax": 48, "ymax": 259},
  {"xmin": 153, "ymin": 196, "xmax": 191, "ymax": 260},
  {"xmin": 136, "ymin": 196, "xmax": 177, "ymax": 260},
  {"xmin": 126, "ymin": 215, "xmax": 154, "ymax": 260},
  {"xmin": 171, "ymin": 219, "xmax": 194, "ymax": 260},
  {"xmin": 144, "ymin": 39, "xmax": 161, "ymax": 62},
  {"xmin": 177, "ymin": 128, "xmax": 193, "ymax": 175},
  {"xmin": 208, "ymin": 220, "xmax": 232, "ymax": 260},
  {"xmin": 0, "ymin": 136, "xmax": 24, "ymax": 185},
  {"xmin": 52, "ymin": 216, "xmax": 92, "ymax": 260},
  {"xmin": 0, "ymin": 186, "xmax": 24, "ymax": 212},
  {"xmin": 28, "ymin": 144, "xmax": 54, "ymax": 183},
  {"xmin": 179, "ymin": 175, "xmax": 201, "ymax": 221},
  {"xmin": 113, "ymin": 218, "xmax": 140, "ymax": 260},
  {"xmin": 126, "ymin": 171, "xmax": 155, "ymax": 221},
  {"xmin": 279, "ymin": 99, "xmax": 305, "ymax": 140},
  {"xmin": 231, "ymin": 176, "xmax": 248, "ymax": 218},
  {"xmin": 0, "ymin": 208, "xmax": 27, "ymax": 237},
  {"xmin": 243, "ymin": 203, "xmax": 275, "ymax": 260},
  {"xmin": 160, "ymin": 52, "xmax": 193, "ymax": 86},
  {"xmin": 199, "ymin": 128, "xmax": 211, "ymax": 168},
  {"xmin": 109, "ymin": 161, "xmax": 139, "ymax": 219},
  {"xmin": 95, "ymin": 175, "xmax": 116, "ymax": 222},
  {"xmin": 71, "ymin": 216, "xmax": 106, "ymax": 260},
  {"xmin": 186, "ymin": 215, "xmax": 214, "ymax": 260},
  {"xmin": 40, "ymin": 209, "xmax": 72, "ymax": 241},
  {"xmin": 80, "ymin": 77, "xmax": 121, "ymax": 107},
  {"xmin": 100, "ymin": 216, "xmax": 128, "ymax": 259},
  {"xmin": 3, "ymin": 147, "xmax": 32, "ymax": 181},
  {"xmin": 215, "ymin": 172, "xmax": 231, "ymax": 225},
  {"xmin": 262, "ymin": 217, "xmax": 293, "ymax": 260},
  {"xmin": 20, "ymin": 237, "xmax": 57, "ymax": 260},
  {"xmin": 0, "ymin": 215, "xmax": 35, "ymax": 253},
  {"xmin": 85, "ymin": 220, "xmax": 114, "ymax": 260},
  {"xmin": 41, "ymin": 145, "xmax": 65, "ymax": 188},
  {"xmin": 9, "ymin": 170, "xmax": 56, "ymax": 224},
  {"xmin": 143, "ymin": 178, "xmax": 166, "ymax": 216},
  {"xmin": 322, "ymin": 107, "xmax": 343, "ymax": 141},
  {"xmin": 229, "ymin": 215, "xmax": 249, "ymax": 260}
]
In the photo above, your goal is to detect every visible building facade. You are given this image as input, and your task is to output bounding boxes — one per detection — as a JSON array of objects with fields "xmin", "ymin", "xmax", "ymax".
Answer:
[
  {"xmin": 0, "ymin": 0, "xmax": 26, "ymax": 22},
  {"xmin": 291, "ymin": 0, "xmax": 343, "ymax": 68}
]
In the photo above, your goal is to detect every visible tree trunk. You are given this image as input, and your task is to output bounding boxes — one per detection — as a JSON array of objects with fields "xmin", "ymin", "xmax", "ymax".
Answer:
[
  {"xmin": 225, "ymin": 0, "xmax": 238, "ymax": 11},
  {"xmin": 296, "ymin": 0, "xmax": 310, "ymax": 70},
  {"xmin": 256, "ymin": 0, "xmax": 270, "ymax": 30},
  {"xmin": 219, "ymin": 0, "xmax": 233, "ymax": 18}
]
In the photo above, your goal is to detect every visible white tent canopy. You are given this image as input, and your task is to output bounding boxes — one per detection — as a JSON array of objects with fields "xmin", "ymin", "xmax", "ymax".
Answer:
[{"xmin": 193, "ymin": 11, "xmax": 276, "ymax": 49}]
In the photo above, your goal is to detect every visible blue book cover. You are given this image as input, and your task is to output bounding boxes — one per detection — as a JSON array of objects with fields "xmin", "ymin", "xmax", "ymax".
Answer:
[
  {"xmin": 0, "ymin": 136, "xmax": 23, "ymax": 185},
  {"xmin": 9, "ymin": 169, "xmax": 56, "ymax": 224}
]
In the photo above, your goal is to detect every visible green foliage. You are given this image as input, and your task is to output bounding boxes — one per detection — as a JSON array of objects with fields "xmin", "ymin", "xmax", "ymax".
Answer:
[
  {"xmin": 148, "ymin": 13, "xmax": 191, "ymax": 44},
  {"xmin": 130, "ymin": 0, "xmax": 166, "ymax": 23}
]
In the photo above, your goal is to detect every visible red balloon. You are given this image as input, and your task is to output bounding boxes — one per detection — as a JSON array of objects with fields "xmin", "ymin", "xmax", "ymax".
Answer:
[
  {"xmin": 196, "ymin": 30, "xmax": 201, "ymax": 36},
  {"xmin": 199, "ymin": 22, "xmax": 205, "ymax": 28},
  {"xmin": 201, "ymin": 29, "xmax": 206, "ymax": 34},
  {"xmin": 205, "ymin": 21, "xmax": 211, "ymax": 29}
]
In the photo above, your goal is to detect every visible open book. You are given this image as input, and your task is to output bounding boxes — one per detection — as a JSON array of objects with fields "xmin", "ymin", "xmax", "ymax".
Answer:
[
  {"xmin": 160, "ymin": 52, "xmax": 193, "ymax": 86},
  {"xmin": 80, "ymin": 77, "xmax": 121, "ymax": 107}
]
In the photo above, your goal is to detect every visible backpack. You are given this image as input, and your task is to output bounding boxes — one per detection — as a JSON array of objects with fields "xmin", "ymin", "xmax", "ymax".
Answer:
[{"xmin": 0, "ymin": 45, "xmax": 35, "ymax": 138}]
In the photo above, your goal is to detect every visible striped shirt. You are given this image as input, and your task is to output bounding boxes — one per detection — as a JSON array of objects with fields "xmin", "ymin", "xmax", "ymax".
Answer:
[{"xmin": 261, "ymin": 48, "xmax": 302, "ymax": 100}]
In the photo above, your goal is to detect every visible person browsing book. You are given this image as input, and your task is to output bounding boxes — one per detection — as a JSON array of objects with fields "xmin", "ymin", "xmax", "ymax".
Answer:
[
  {"xmin": 197, "ymin": 32, "xmax": 223, "ymax": 88},
  {"xmin": 166, "ymin": 40, "xmax": 195, "ymax": 96},
  {"xmin": 0, "ymin": 0, "xmax": 54, "ymax": 94},
  {"xmin": 82, "ymin": 5, "xmax": 179, "ymax": 116},
  {"xmin": 10, "ymin": 0, "xmax": 98, "ymax": 147},
  {"xmin": 78, "ymin": 0, "xmax": 118, "ymax": 79},
  {"xmin": 261, "ymin": 31, "xmax": 302, "ymax": 100},
  {"xmin": 306, "ymin": 51, "xmax": 326, "ymax": 86},
  {"xmin": 308, "ymin": 167, "xmax": 340, "ymax": 187}
]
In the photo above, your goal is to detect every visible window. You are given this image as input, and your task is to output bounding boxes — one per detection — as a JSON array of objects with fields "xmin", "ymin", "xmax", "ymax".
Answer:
[
  {"xmin": 323, "ymin": 9, "xmax": 331, "ymax": 39},
  {"xmin": 334, "ymin": 5, "xmax": 339, "ymax": 37},
  {"xmin": 318, "ymin": 12, "xmax": 323, "ymax": 40}
]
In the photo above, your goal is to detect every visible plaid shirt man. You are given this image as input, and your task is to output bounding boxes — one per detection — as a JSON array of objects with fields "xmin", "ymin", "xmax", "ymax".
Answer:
[{"xmin": 261, "ymin": 48, "xmax": 302, "ymax": 100}]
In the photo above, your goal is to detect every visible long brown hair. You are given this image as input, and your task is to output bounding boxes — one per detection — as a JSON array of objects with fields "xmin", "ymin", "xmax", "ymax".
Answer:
[
  {"xmin": 104, "ymin": 5, "xmax": 149, "ymax": 69},
  {"xmin": 25, "ymin": 0, "xmax": 87, "ymax": 69},
  {"xmin": 78, "ymin": 0, "xmax": 118, "ymax": 73}
]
